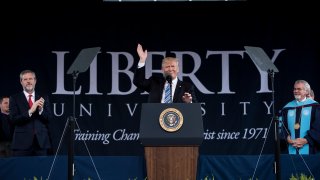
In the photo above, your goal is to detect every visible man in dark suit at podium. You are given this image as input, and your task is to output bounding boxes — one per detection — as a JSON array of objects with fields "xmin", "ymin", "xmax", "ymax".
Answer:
[
  {"xmin": 134, "ymin": 45, "xmax": 202, "ymax": 180},
  {"xmin": 133, "ymin": 44, "xmax": 198, "ymax": 103}
]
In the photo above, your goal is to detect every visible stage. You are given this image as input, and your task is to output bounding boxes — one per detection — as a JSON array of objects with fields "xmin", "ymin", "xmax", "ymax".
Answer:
[{"xmin": 0, "ymin": 154, "xmax": 319, "ymax": 180}]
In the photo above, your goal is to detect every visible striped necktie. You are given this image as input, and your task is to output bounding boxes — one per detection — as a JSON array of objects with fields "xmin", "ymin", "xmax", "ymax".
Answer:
[{"xmin": 164, "ymin": 83, "xmax": 172, "ymax": 103}]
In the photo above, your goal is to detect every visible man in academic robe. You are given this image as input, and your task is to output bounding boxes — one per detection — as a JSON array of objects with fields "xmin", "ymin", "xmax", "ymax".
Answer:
[{"xmin": 279, "ymin": 80, "xmax": 320, "ymax": 154}]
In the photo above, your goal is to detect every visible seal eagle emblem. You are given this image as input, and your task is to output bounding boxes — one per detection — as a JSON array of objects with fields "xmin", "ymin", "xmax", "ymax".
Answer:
[{"xmin": 159, "ymin": 108, "xmax": 183, "ymax": 132}]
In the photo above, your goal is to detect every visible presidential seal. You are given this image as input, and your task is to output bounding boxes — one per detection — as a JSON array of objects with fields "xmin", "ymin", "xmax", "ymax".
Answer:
[{"xmin": 159, "ymin": 108, "xmax": 183, "ymax": 132}]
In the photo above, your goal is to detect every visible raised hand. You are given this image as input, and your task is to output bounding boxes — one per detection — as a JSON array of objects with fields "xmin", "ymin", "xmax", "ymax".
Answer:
[{"xmin": 137, "ymin": 43, "xmax": 148, "ymax": 63}]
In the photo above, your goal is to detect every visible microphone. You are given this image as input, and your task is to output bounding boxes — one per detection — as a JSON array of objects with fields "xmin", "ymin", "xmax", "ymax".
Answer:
[{"xmin": 165, "ymin": 74, "xmax": 172, "ymax": 84}]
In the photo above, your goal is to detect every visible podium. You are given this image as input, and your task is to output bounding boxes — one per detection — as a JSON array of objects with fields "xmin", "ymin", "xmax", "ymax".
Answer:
[{"xmin": 140, "ymin": 103, "xmax": 203, "ymax": 180}]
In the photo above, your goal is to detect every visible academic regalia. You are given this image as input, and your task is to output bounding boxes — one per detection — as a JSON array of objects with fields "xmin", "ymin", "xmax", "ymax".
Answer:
[{"xmin": 279, "ymin": 98, "xmax": 320, "ymax": 154}]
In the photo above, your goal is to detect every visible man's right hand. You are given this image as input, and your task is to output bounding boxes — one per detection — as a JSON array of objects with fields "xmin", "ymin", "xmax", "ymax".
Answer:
[{"xmin": 137, "ymin": 43, "xmax": 147, "ymax": 63}]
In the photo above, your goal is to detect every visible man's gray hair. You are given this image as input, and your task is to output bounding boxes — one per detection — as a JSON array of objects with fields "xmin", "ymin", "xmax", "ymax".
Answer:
[
  {"xmin": 295, "ymin": 80, "xmax": 311, "ymax": 93},
  {"xmin": 19, "ymin": 70, "xmax": 36, "ymax": 80}
]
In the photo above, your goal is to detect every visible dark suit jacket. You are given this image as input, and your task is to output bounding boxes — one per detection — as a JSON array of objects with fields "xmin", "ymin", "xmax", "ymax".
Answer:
[
  {"xmin": 133, "ymin": 66, "xmax": 198, "ymax": 103},
  {"xmin": 0, "ymin": 113, "xmax": 13, "ymax": 141},
  {"xmin": 9, "ymin": 92, "xmax": 52, "ymax": 150}
]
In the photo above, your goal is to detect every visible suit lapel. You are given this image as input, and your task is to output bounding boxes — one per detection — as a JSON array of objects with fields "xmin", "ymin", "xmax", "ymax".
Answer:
[
  {"xmin": 19, "ymin": 92, "xmax": 30, "ymax": 109},
  {"xmin": 159, "ymin": 79, "xmax": 166, "ymax": 102},
  {"xmin": 173, "ymin": 80, "xmax": 182, "ymax": 103}
]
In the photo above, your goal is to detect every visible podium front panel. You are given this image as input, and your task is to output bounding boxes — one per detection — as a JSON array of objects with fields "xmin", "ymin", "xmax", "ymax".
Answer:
[{"xmin": 139, "ymin": 103, "xmax": 203, "ymax": 146}]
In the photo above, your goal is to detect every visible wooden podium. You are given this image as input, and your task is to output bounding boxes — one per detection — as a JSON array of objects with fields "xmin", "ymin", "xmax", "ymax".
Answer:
[
  {"xmin": 140, "ymin": 103, "xmax": 203, "ymax": 180},
  {"xmin": 144, "ymin": 146, "xmax": 199, "ymax": 180}
]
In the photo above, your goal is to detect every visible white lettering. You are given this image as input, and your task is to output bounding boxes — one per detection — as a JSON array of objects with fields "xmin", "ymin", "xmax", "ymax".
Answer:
[
  {"xmin": 239, "ymin": 101, "xmax": 250, "ymax": 115},
  {"xmin": 113, "ymin": 129, "xmax": 139, "ymax": 141}
]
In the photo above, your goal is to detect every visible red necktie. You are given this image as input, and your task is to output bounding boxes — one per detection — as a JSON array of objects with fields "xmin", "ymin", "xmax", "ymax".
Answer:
[{"xmin": 28, "ymin": 94, "xmax": 33, "ymax": 108}]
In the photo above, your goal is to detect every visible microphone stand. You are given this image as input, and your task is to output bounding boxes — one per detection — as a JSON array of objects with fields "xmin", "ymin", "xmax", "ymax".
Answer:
[{"xmin": 268, "ymin": 69, "xmax": 281, "ymax": 180}]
